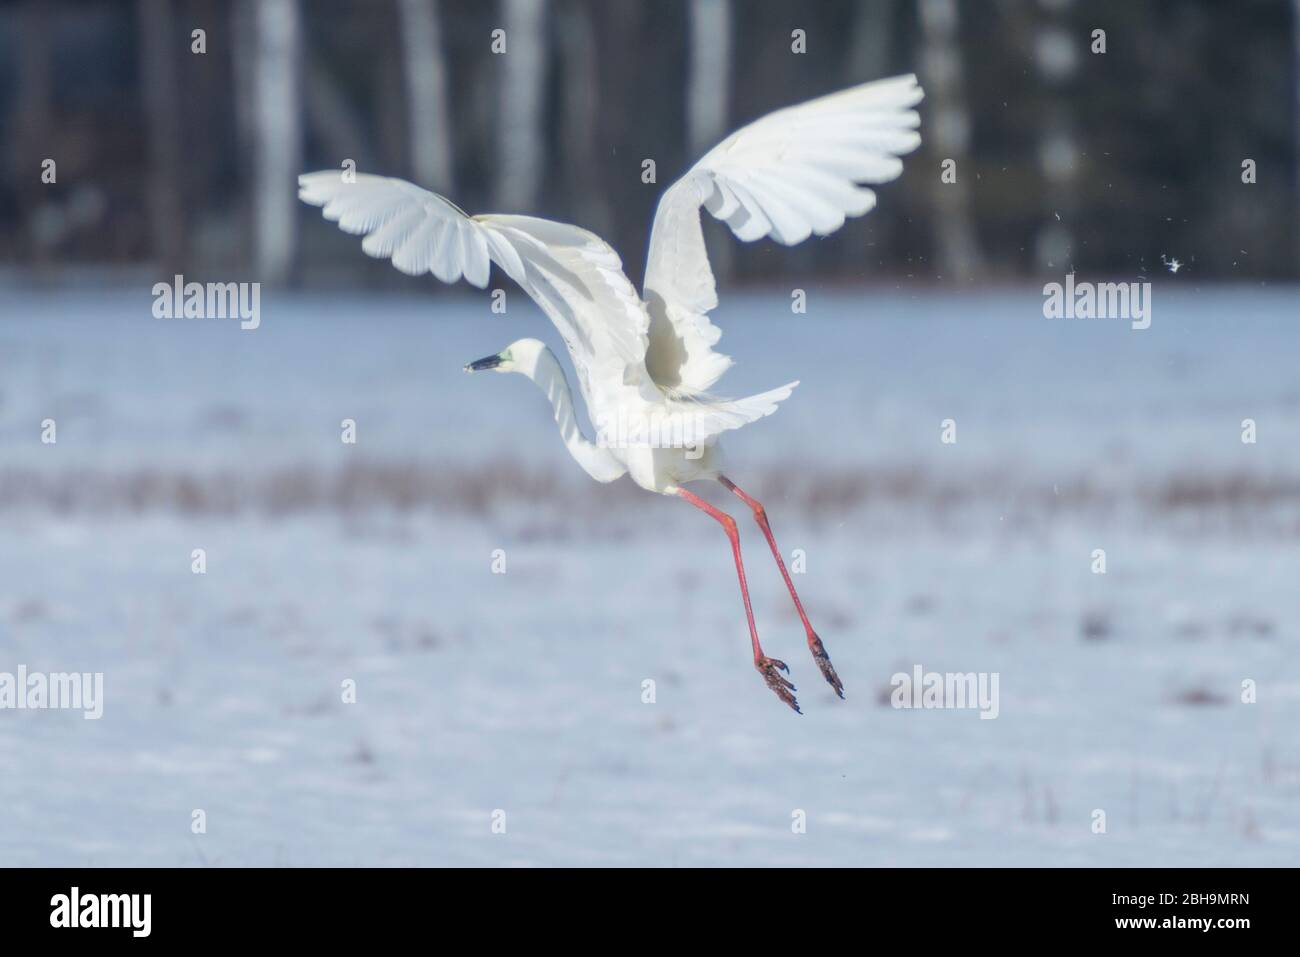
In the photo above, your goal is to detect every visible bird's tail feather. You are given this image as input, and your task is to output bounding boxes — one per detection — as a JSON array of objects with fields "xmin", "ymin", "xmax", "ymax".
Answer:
[{"xmin": 667, "ymin": 380, "xmax": 799, "ymax": 440}]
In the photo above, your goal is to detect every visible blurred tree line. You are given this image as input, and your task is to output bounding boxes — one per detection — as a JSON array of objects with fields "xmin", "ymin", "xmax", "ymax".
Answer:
[{"xmin": 0, "ymin": 0, "xmax": 1297, "ymax": 287}]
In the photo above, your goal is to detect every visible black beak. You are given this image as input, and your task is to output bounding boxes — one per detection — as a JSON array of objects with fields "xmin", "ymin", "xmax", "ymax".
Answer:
[{"xmin": 464, "ymin": 354, "xmax": 503, "ymax": 373}]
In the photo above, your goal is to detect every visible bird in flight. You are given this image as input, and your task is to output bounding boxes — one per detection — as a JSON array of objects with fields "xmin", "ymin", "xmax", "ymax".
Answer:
[{"xmin": 299, "ymin": 74, "xmax": 923, "ymax": 712}]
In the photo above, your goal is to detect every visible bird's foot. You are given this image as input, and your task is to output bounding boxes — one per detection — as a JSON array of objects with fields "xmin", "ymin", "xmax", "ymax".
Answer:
[
  {"xmin": 808, "ymin": 633, "xmax": 844, "ymax": 699},
  {"xmin": 755, "ymin": 656, "xmax": 800, "ymax": 713}
]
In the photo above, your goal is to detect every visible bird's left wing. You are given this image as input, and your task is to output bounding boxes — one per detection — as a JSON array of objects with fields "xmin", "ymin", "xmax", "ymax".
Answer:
[
  {"xmin": 643, "ymin": 74, "xmax": 924, "ymax": 395},
  {"xmin": 298, "ymin": 172, "xmax": 651, "ymax": 396},
  {"xmin": 300, "ymin": 172, "xmax": 794, "ymax": 445}
]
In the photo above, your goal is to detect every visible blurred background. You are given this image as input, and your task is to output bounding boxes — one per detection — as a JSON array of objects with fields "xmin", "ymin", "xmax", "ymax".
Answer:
[
  {"xmin": 2, "ymin": 0, "xmax": 1297, "ymax": 283},
  {"xmin": 1, "ymin": 1, "xmax": 1299, "ymax": 868}
]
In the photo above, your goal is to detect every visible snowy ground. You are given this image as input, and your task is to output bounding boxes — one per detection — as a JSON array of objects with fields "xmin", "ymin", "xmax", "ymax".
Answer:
[{"xmin": 2, "ymin": 284, "xmax": 1299, "ymax": 866}]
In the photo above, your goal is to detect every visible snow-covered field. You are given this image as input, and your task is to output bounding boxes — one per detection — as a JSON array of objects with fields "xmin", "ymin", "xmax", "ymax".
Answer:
[{"xmin": 2, "ymin": 284, "xmax": 1299, "ymax": 866}]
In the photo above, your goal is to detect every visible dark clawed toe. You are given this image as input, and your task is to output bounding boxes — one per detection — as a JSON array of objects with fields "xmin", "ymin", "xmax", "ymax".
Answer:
[
  {"xmin": 808, "ymin": 634, "xmax": 845, "ymax": 699},
  {"xmin": 756, "ymin": 656, "xmax": 801, "ymax": 713}
]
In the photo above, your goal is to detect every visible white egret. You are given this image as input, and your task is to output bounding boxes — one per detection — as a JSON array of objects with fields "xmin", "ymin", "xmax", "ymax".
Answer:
[{"xmin": 299, "ymin": 74, "xmax": 923, "ymax": 712}]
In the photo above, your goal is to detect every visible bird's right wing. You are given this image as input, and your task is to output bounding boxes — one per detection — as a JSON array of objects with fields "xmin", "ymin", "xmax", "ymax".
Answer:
[
  {"xmin": 298, "ymin": 172, "xmax": 651, "ymax": 398},
  {"xmin": 643, "ymin": 74, "xmax": 924, "ymax": 394}
]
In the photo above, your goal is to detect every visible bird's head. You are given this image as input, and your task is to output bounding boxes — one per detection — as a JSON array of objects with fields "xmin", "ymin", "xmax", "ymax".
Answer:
[{"xmin": 463, "ymin": 338, "xmax": 546, "ymax": 376}]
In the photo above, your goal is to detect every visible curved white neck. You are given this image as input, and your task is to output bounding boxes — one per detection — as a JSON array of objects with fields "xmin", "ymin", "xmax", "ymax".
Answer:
[{"xmin": 518, "ymin": 346, "xmax": 626, "ymax": 483}]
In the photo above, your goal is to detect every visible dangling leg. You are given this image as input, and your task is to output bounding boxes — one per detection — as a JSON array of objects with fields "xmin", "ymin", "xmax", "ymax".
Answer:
[
  {"xmin": 675, "ymin": 486, "xmax": 800, "ymax": 713},
  {"xmin": 719, "ymin": 475, "xmax": 844, "ymax": 698}
]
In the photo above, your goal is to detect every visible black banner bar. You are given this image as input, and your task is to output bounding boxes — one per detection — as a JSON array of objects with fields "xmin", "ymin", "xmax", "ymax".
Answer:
[{"xmin": 0, "ymin": 866, "xmax": 1276, "ymax": 943}]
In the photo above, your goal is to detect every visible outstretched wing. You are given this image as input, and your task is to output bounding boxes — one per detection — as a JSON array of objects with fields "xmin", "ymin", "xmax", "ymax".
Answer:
[
  {"xmin": 299, "ymin": 171, "xmax": 798, "ymax": 444},
  {"xmin": 298, "ymin": 172, "xmax": 650, "ymax": 401},
  {"xmin": 643, "ymin": 74, "xmax": 924, "ymax": 394}
]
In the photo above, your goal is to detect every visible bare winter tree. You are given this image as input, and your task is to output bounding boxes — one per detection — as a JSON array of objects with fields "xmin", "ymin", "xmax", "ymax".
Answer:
[
  {"xmin": 398, "ymin": 0, "xmax": 454, "ymax": 190},
  {"xmin": 245, "ymin": 0, "xmax": 302, "ymax": 282},
  {"xmin": 556, "ymin": 0, "xmax": 609, "ymax": 235},
  {"xmin": 12, "ymin": 0, "xmax": 54, "ymax": 263},
  {"xmin": 1032, "ymin": 0, "xmax": 1081, "ymax": 271},
  {"xmin": 847, "ymin": 0, "xmax": 897, "ymax": 80},
  {"xmin": 918, "ymin": 0, "xmax": 985, "ymax": 279},
  {"xmin": 137, "ymin": 0, "xmax": 186, "ymax": 274},
  {"xmin": 1294, "ymin": 0, "xmax": 1300, "ymax": 270},
  {"xmin": 495, "ymin": 0, "xmax": 547, "ymax": 212},
  {"xmin": 845, "ymin": 0, "xmax": 899, "ymax": 272},
  {"xmin": 687, "ymin": 0, "xmax": 733, "ymax": 281},
  {"xmin": 687, "ymin": 0, "xmax": 731, "ymax": 157}
]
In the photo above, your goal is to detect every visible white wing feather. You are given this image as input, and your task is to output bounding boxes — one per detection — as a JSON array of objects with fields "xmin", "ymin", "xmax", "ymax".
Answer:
[
  {"xmin": 299, "ymin": 172, "xmax": 645, "ymax": 388},
  {"xmin": 298, "ymin": 171, "xmax": 794, "ymax": 443},
  {"xmin": 644, "ymin": 74, "xmax": 924, "ymax": 394}
]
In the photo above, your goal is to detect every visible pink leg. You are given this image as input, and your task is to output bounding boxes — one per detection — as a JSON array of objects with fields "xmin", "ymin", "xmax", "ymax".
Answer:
[
  {"xmin": 676, "ymin": 486, "xmax": 800, "ymax": 713},
  {"xmin": 719, "ymin": 475, "xmax": 844, "ymax": 698}
]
